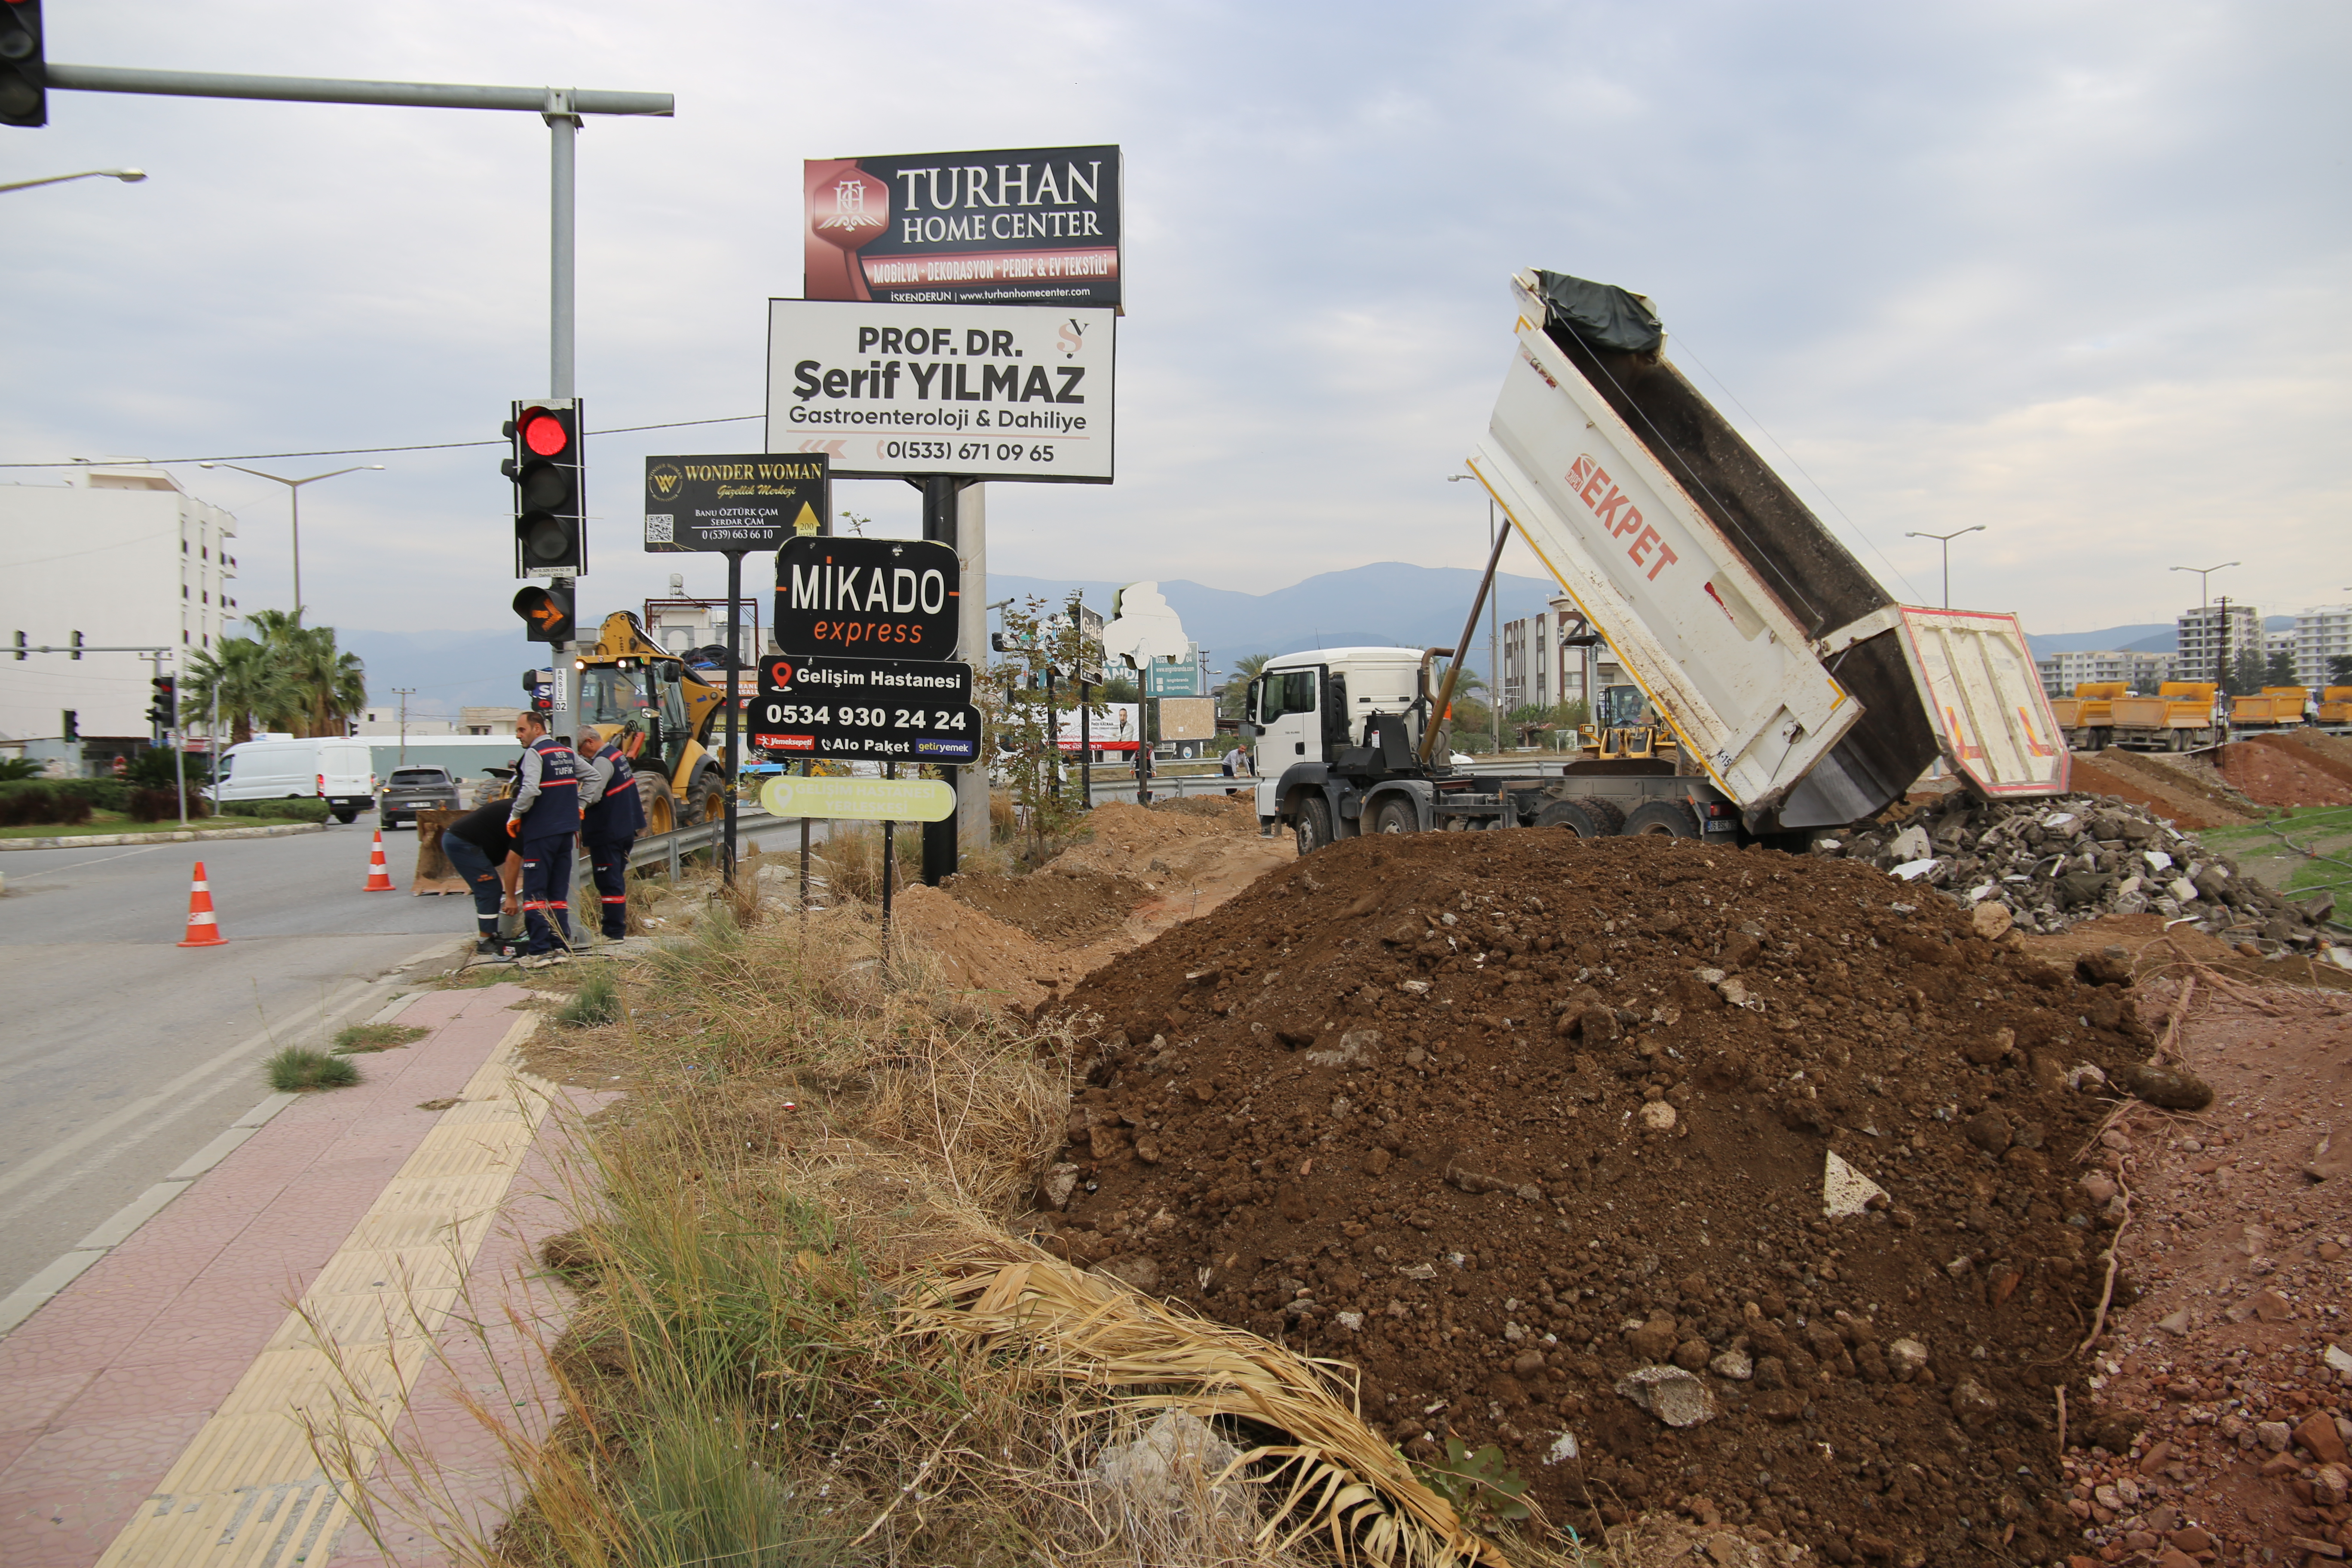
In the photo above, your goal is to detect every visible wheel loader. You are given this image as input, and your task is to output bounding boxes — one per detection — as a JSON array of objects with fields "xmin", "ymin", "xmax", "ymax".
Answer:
[{"xmin": 570, "ymin": 611, "xmax": 732, "ymax": 834}]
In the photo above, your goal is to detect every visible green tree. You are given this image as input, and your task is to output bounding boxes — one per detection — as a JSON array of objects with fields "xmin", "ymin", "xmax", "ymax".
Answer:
[
  {"xmin": 183, "ymin": 635, "xmax": 291, "ymax": 744},
  {"xmin": 1222, "ymin": 652, "xmax": 1272, "ymax": 720},
  {"xmin": 243, "ymin": 610, "xmax": 368, "ymax": 736},
  {"xmin": 1093, "ymin": 675, "xmax": 1139, "ymax": 704},
  {"xmin": 2263, "ymin": 649, "xmax": 2297, "ymax": 688},
  {"xmin": 983, "ymin": 598, "xmax": 1106, "ymax": 857},
  {"xmin": 2226, "ymin": 648, "xmax": 2265, "ymax": 698},
  {"xmin": 2330, "ymin": 654, "xmax": 2352, "ymax": 685}
]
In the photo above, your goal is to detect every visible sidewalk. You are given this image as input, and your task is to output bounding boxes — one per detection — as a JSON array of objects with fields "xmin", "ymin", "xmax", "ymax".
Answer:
[{"xmin": 0, "ymin": 981, "xmax": 593, "ymax": 1568}]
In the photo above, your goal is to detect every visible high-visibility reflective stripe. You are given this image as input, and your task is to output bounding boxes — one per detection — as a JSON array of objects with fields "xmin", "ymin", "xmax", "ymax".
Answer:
[
  {"xmin": 186, "ymin": 912, "xmax": 217, "ymax": 925},
  {"xmin": 601, "ymin": 896, "xmax": 627, "ymax": 903}
]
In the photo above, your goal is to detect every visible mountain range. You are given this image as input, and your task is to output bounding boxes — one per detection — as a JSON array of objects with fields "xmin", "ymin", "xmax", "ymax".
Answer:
[
  {"xmin": 341, "ymin": 562, "xmax": 1570, "ymax": 714},
  {"xmin": 2024, "ymin": 616, "xmax": 2295, "ymax": 657}
]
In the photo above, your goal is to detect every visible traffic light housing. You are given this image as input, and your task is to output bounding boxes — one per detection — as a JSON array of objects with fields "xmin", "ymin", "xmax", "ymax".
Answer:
[
  {"xmin": 148, "ymin": 675, "xmax": 177, "ymax": 730},
  {"xmin": 504, "ymin": 399, "xmax": 584, "ymax": 578},
  {"xmin": 0, "ymin": 1, "xmax": 44, "ymax": 129},
  {"xmin": 513, "ymin": 583, "xmax": 575, "ymax": 644}
]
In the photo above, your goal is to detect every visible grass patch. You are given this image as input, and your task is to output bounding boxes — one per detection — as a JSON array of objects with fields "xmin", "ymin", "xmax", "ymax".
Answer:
[
  {"xmin": 267, "ymin": 1046, "xmax": 361, "ymax": 1093},
  {"xmin": 0, "ymin": 812, "xmax": 319, "ymax": 839},
  {"xmin": 2202, "ymin": 805, "xmax": 2352, "ymax": 900},
  {"xmin": 558, "ymin": 967, "xmax": 622, "ymax": 1029},
  {"xmin": 332, "ymin": 1023, "xmax": 428, "ymax": 1054}
]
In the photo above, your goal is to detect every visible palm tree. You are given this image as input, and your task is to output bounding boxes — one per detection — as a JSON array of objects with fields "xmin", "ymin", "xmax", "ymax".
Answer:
[
  {"xmin": 237, "ymin": 609, "xmax": 369, "ymax": 737},
  {"xmin": 183, "ymin": 637, "xmax": 290, "ymax": 744},
  {"xmin": 1222, "ymin": 652, "xmax": 1273, "ymax": 718}
]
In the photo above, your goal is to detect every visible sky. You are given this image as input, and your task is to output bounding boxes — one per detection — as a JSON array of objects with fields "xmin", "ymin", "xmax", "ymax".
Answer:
[{"xmin": 4, "ymin": 0, "xmax": 2346, "ymax": 693}]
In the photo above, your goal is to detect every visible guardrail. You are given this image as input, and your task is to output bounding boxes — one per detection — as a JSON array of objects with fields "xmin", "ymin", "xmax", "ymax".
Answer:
[{"xmin": 589, "ymin": 806, "xmax": 772, "ymax": 882}]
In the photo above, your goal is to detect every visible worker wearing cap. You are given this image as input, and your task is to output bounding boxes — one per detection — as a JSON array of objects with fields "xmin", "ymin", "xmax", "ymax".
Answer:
[
  {"xmin": 575, "ymin": 726, "xmax": 648, "ymax": 944},
  {"xmin": 507, "ymin": 710, "xmax": 582, "ymax": 966}
]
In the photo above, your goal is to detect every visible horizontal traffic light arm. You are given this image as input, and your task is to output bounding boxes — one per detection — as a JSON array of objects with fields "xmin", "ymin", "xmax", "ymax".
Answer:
[{"xmin": 42, "ymin": 64, "xmax": 672, "ymax": 116}]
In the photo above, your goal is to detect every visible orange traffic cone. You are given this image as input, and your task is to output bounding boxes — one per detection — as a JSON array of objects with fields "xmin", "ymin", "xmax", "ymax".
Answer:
[
  {"xmin": 362, "ymin": 829, "xmax": 397, "ymax": 892},
  {"xmin": 176, "ymin": 861, "xmax": 229, "ymax": 947}
]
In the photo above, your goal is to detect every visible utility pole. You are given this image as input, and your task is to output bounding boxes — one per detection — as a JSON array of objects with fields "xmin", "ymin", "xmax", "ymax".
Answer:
[
  {"xmin": 1447, "ymin": 473, "xmax": 1504, "ymax": 750},
  {"xmin": 390, "ymin": 686, "xmax": 415, "ymax": 764}
]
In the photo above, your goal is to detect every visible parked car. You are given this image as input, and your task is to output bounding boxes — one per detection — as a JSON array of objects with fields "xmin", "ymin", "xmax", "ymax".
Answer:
[
  {"xmin": 378, "ymin": 766, "xmax": 461, "ymax": 828},
  {"xmin": 208, "ymin": 735, "xmax": 375, "ymax": 823}
]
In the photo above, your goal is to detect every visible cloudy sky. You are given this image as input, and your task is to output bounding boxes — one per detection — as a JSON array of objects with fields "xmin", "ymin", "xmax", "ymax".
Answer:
[{"xmin": 5, "ymin": 1, "xmax": 2345, "ymax": 662}]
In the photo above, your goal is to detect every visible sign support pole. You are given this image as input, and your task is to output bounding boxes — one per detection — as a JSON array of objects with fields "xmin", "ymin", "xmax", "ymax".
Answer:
[
  {"xmin": 721, "ymin": 547, "xmax": 746, "ymax": 885},
  {"xmin": 920, "ymin": 475, "xmax": 963, "ymax": 886},
  {"xmin": 880, "ymin": 761, "xmax": 897, "ymax": 954},
  {"xmin": 1079, "ymin": 681, "xmax": 1093, "ymax": 809}
]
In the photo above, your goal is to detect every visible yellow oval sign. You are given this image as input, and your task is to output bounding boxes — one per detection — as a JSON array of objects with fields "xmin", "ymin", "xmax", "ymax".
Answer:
[{"xmin": 758, "ymin": 774, "xmax": 957, "ymax": 822}]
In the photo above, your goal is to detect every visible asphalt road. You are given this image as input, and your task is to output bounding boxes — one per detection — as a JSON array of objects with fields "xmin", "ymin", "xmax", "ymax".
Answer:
[{"xmin": 0, "ymin": 813, "xmax": 822, "ymax": 1304}]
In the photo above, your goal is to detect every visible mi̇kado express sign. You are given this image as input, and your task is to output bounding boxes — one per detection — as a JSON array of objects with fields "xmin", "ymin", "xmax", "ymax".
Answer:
[{"xmin": 773, "ymin": 536, "xmax": 959, "ymax": 658}]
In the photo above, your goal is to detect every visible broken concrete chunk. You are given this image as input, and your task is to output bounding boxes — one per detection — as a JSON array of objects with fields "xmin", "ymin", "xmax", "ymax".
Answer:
[
  {"xmin": 1822, "ymin": 1150, "xmax": 1888, "ymax": 1219},
  {"xmin": 1615, "ymin": 1364, "xmax": 1717, "ymax": 1427}
]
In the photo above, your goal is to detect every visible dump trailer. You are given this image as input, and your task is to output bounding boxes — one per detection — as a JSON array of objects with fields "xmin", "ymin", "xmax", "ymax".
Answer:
[
  {"xmin": 2048, "ymin": 682, "xmax": 2127, "ymax": 751},
  {"xmin": 2228, "ymin": 686, "xmax": 2311, "ymax": 731},
  {"xmin": 1252, "ymin": 269, "xmax": 2067, "ymax": 851},
  {"xmin": 569, "ymin": 611, "xmax": 733, "ymax": 833},
  {"xmin": 2107, "ymin": 682, "xmax": 2219, "ymax": 751},
  {"xmin": 2317, "ymin": 687, "xmax": 2352, "ymax": 733}
]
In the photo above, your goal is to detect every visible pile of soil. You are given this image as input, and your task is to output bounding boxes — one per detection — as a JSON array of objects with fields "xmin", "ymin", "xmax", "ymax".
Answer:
[
  {"xmin": 1041, "ymin": 832, "xmax": 2179, "ymax": 1566},
  {"xmin": 2217, "ymin": 738, "xmax": 2352, "ymax": 810},
  {"xmin": 942, "ymin": 864, "xmax": 1155, "ymax": 945},
  {"xmin": 2068, "ymin": 753, "xmax": 2254, "ymax": 832}
]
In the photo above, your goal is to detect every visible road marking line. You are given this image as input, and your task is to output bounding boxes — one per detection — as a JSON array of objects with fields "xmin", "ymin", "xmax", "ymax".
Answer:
[
  {"xmin": 95, "ymin": 1011, "xmax": 550, "ymax": 1568},
  {"xmin": 0, "ymin": 842, "xmax": 174, "ymax": 879}
]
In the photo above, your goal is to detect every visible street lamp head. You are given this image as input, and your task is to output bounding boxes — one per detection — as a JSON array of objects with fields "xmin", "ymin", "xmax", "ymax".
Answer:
[{"xmin": 108, "ymin": 169, "xmax": 147, "ymax": 183}]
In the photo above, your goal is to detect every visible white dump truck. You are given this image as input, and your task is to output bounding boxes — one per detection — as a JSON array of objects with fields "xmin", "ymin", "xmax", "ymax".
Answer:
[{"xmin": 1250, "ymin": 269, "xmax": 2067, "ymax": 851}]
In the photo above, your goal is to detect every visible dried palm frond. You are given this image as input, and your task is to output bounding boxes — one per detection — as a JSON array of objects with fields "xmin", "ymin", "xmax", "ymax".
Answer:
[{"xmin": 902, "ymin": 1247, "xmax": 1521, "ymax": 1567}]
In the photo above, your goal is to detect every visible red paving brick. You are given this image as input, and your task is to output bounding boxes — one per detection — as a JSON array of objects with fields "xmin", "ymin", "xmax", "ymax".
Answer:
[{"xmin": 0, "ymin": 982, "xmax": 575, "ymax": 1568}]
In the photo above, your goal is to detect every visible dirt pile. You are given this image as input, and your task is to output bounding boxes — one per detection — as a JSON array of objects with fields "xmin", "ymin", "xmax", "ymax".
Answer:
[
  {"xmin": 1812, "ymin": 792, "xmax": 2331, "ymax": 946},
  {"xmin": 2068, "ymin": 753, "xmax": 2256, "ymax": 831},
  {"xmin": 2217, "ymin": 737, "xmax": 2352, "ymax": 810},
  {"xmin": 1039, "ymin": 831, "xmax": 2184, "ymax": 1565}
]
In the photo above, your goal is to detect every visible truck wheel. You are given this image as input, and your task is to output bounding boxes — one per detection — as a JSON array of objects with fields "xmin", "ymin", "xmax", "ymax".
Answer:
[
  {"xmin": 687, "ymin": 776, "xmax": 723, "ymax": 826},
  {"xmin": 1295, "ymin": 795, "xmax": 1335, "ymax": 854},
  {"xmin": 1622, "ymin": 800, "xmax": 1700, "ymax": 838},
  {"xmin": 333, "ymin": 809, "xmax": 358, "ymax": 825},
  {"xmin": 1370, "ymin": 796, "xmax": 1418, "ymax": 835},
  {"xmin": 1535, "ymin": 798, "xmax": 1625, "ymax": 838},
  {"xmin": 638, "ymin": 774, "xmax": 677, "ymax": 835}
]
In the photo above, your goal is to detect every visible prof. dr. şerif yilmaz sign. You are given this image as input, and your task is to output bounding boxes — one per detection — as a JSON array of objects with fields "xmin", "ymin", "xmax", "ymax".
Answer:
[{"xmin": 766, "ymin": 301, "xmax": 1114, "ymax": 482}]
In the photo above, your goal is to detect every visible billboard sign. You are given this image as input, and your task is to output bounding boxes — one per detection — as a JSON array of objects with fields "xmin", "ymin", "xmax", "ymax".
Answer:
[
  {"xmin": 773, "ymin": 536, "xmax": 961, "ymax": 659},
  {"xmin": 753, "ymin": 652, "xmax": 979, "ymax": 764},
  {"xmin": 759, "ymin": 772, "xmax": 957, "ymax": 823},
  {"xmin": 804, "ymin": 145, "xmax": 1122, "ymax": 312},
  {"xmin": 1158, "ymin": 696, "xmax": 1216, "ymax": 741},
  {"xmin": 643, "ymin": 453, "xmax": 827, "ymax": 554},
  {"xmin": 767, "ymin": 301, "xmax": 1113, "ymax": 482},
  {"xmin": 1142, "ymin": 653, "xmax": 1202, "ymax": 698},
  {"xmin": 1069, "ymin": 600, "xmax": 1105, "ymax": 684}
]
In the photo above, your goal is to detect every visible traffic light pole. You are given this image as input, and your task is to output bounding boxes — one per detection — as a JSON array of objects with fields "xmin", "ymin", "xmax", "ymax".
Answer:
[{"xmin": 547, "ymin": 92, "xmax": 577, "ymax": 401}]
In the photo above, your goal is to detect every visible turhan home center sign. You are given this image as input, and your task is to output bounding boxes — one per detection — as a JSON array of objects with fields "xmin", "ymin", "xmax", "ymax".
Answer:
[{"xmin": 802, "ymin": 145, "xmax": 1123, "ymax": 312}]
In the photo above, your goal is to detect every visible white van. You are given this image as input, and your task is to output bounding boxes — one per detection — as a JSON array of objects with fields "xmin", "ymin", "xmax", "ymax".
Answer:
[{"xmin": 211, "ymin": 735, "xmax": 377, "ymax": 823}]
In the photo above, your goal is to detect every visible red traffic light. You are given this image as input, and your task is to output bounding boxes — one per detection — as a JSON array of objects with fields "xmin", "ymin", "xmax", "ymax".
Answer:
[{"xmin": 518, "ymin": 407, "xmax": 571, "ymax": 457}]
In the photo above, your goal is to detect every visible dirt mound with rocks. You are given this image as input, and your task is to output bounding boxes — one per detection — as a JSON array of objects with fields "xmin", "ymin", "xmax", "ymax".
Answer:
[
  {"xmin": 1039, "ymin": 831, "xmax": 2183, "ymax": 1566},
  {"xmin": 2217, "ymin": 738, "xmax": 2352, "ymax": 810},
  {"xmin": 2067, "ymin": 753, "xmax": 2254, "ymax": 831},
  {"xmin": 1810, "ymin": 792, "xmax": 2329, "ymax": 949},
  {"xmin": 941, "ymin": 864, "xmax": 1154, "ymax": 946}
]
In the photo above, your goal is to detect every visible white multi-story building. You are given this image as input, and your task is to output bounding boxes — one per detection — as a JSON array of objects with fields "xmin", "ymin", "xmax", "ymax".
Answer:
[
  {"xmin": 2293, "ymin": 606, "xmax": 2352, "ymax": 690},
  {"xmin": 1501, "ymin": 595, "xmax": 1622, "ymax": 719},
  {"xmin": 2033, "ymin": 649, "xmax": 2174, "ymax": 698},
  {"xmin": 353, "ymin": 707, "xmax": 459, "ymax": 738},
  {"xmin": 0, "ymin": 465, "xmax": 240, "ymax": 748},
  {"xmin": 2174, "ymin": 603, "xmax": 2262, "ymax": 687}
]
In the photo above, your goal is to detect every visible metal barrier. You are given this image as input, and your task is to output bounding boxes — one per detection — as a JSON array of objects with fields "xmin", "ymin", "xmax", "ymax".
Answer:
[{"xmin": 577, "ymin": 806, "xmax": 773, "ymax": 885}]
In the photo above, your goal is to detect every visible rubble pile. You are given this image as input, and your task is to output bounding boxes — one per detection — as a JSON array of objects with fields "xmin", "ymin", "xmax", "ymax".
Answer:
[
  {"xmin": 1811, "ymin": 793, "xmax": 2334, "ymax": 943},
  {"xmin": 1040, "ymin": 831, "xmax": 2193, "ymax": 1565}
]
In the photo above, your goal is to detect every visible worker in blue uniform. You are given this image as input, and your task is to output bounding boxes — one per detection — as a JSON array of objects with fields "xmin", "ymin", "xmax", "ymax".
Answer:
[
  {"xmin": 575, "ymin": 726, "xmax": 648, "ymax": 943},
  {"xmin": 506, "ymin": 710, "xmax": 582, "ymax": 967}
]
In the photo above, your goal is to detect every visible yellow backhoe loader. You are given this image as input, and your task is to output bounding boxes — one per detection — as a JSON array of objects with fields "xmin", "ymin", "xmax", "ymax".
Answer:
[{"xmin": 571, "ymin": 611, "xmax": 732, "ymax": 834}]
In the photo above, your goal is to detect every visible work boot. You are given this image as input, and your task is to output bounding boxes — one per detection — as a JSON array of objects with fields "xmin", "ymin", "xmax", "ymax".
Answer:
[{"xmin": 473, "ymin": 936, "xmax": 516, "ymax": 963}]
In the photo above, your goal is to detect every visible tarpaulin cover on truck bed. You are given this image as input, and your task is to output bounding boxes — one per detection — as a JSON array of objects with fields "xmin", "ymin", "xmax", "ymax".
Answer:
[{"xmin": 1531, "ymin": 270, "xmax": 1664, "ymax": 355}]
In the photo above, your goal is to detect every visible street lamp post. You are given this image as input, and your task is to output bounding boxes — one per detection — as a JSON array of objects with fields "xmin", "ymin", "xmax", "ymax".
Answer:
[
  {"xmin": 2169, "ymin": 562, "xmax": 2239, "ymax": 614},
  {"xmin": 1904, "ymin": 526, "xmax": 1985, "ymax": 609},
  {"xmin": 1447, "ymin": 473, "xmax": 1502, "ymax": 752},
  {"xmin": 196, "ymin": 462, "xmax": 383, "ymax": 618},
  {"xmin": 2170, "ymin": 563, "xmax": 2240, "ymax": 692},
  {"xmin": 0, "ymin": 167, "xmax": 146, "ymax": 194}
]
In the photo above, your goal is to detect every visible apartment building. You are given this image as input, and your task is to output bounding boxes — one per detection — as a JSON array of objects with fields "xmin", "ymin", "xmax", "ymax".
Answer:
[
  {"xmin": 2174, "ymin": 603, "xmax": 2262, "ymax": 687},
  {"xmin": 2033, "ymin": 648, "xmax": 2173, "ymax": 698},
  {"xmin": 0, "ymin": 465, "xmax": 240, "ymax": 745},
  {"xmin": 2291, "ymin": 606, "xmax": 2352, "ymax": 689},
  {"xmin": 1501, "ymin": 596, "xmax": 1621, "ymax": 717}
]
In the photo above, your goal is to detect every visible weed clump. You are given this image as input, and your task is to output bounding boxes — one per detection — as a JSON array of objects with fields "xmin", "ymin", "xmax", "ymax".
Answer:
[
  {"xmin": 332, "ymin": 1022, "xmax": 427, "ymax": 1054},
  {"xmin": 559, "ymin": 967, "xmax": 622, "ymax": 1029},
  {"xmin": 267, "ymin": 1046, "xmax": 359, "ymax": 1092}
]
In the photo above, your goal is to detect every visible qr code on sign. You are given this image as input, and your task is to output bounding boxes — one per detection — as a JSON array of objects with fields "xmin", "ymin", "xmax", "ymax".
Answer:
[{"xmin": 643, "ymin": 514, "xmax": 675, "ymax": 544}]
